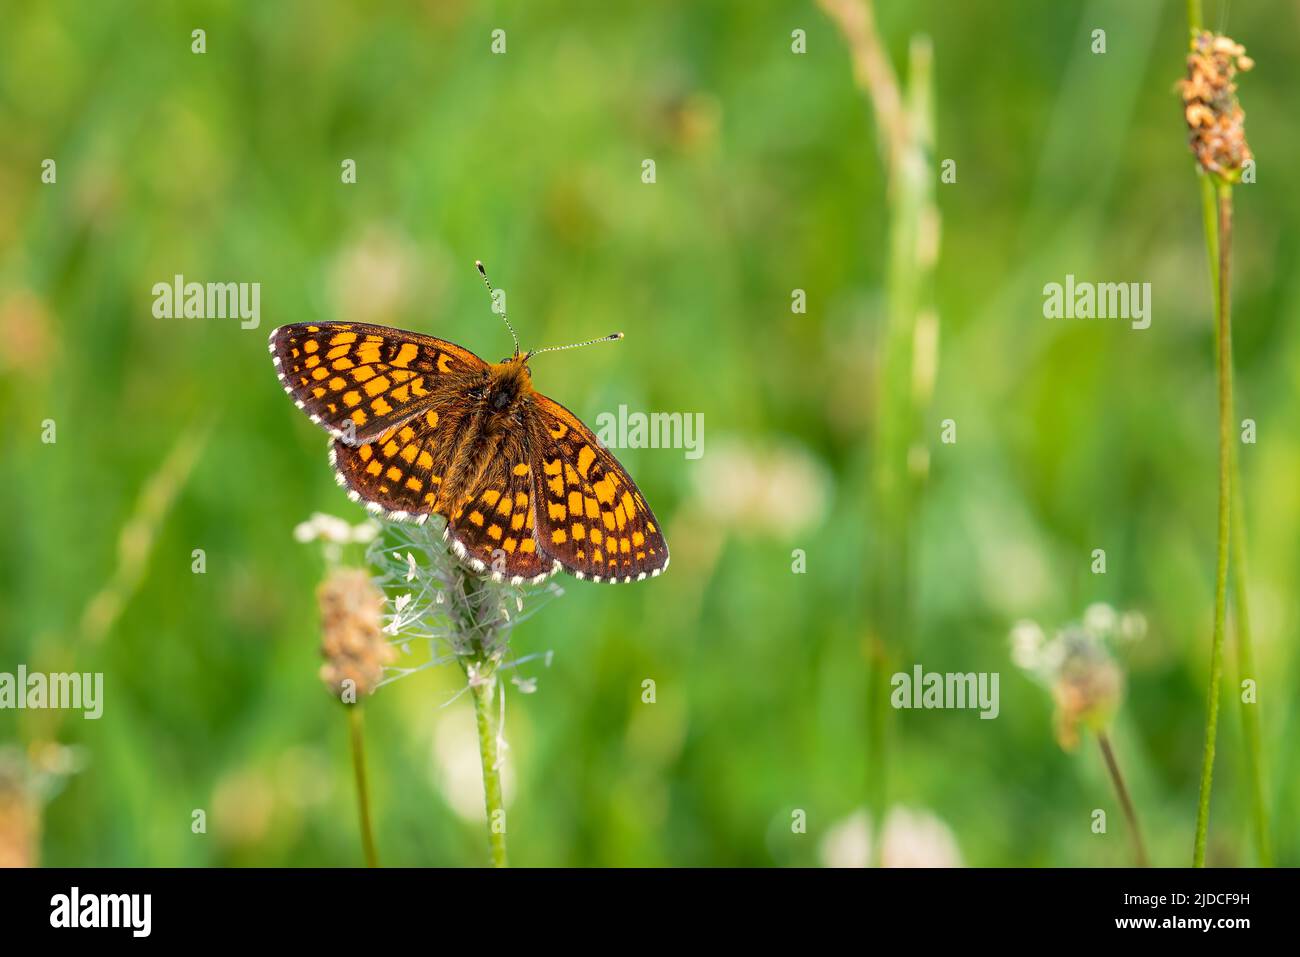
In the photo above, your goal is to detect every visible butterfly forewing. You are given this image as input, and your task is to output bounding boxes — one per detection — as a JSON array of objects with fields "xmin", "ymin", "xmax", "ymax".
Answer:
[
  {"xmin": 527, "ymin": 393, "xmax": 669, "ymax": 582},
  {"xmin": 269, "ymin": 322, "xmax": 486, "ymax": 443}
]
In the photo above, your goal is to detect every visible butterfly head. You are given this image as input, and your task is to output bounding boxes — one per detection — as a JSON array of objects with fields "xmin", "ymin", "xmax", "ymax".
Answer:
[{"xmin": 481, "ymin": 355, "xmax": 535, "ymax": 414}]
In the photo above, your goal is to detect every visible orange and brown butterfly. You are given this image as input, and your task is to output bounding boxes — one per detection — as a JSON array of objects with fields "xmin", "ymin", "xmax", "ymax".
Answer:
[{"xmin": 268, "ymin": 262, "xmax": 668, "ymax": 586}]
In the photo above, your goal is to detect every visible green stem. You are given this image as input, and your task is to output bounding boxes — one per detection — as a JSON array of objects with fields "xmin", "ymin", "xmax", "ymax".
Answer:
[
  {"xmin": 471, "ymin": 671, "xmax": 508, "ymax": 868},
  {"xmin": 1230, "ymin": 465, "xmax": 1270, "ymax": 865},
  {"xmin": 1097, "ymin": 731, "xmax": 1149, "ymax": 867},
  {"xmin": 1197, "ymin": 128, "xmax": 1270, "ymax": 871},
  {"xmin": 865, "ymin": 639, "xmax": 892, "ymax": 866},
  {"xmin": 1199, "ymin": 177, "xmax": 1219, "ymax": 292},
  {"xmin": 1193, "ymin": 182, "xmax": 1233, "ymax": 868},
  {"xmin": 444, "ymin": 567, "xmax": 511, "ymax": 867},
  {"xmin": 348, "ymin": 704, "xmax": 379, "ymax": 868}
]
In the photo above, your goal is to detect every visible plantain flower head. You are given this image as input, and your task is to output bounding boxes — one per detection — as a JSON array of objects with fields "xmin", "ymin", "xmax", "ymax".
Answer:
[
  {"xmin": 317, "ymin": 566, "xmax": 395, "ymax": 700},
  {"xmin": 1010, "ymin": 604, "xmax": 1145, "ymax": 750},
  {"xmin": 1178, "ymin": 32, "xmax": 1254, "ymax": 181}
]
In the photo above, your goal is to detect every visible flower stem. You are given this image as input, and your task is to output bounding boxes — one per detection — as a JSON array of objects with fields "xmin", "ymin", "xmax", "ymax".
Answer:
[
  {"xmin": 471, "ymin": 671, "xmax": 508, "ymax": 867},
  {"xmin": 1196, "ymin": 160, "xmax": 1270, "ymax": 870},
  {"xmin": 1097, "ymin": 731, "xmax": 1148, "ymax": 867},
  {"xmin": 865, "ymin": 637, "xmax": 892, "ymax": 866},
  {"xmin": 1193, "ymin": 181, "xmax": 1234, "ymax": 868},
  {"xmin": 347, "ymin": 704, "xmax": 379, "ymax": 868},
  {"xmin": 1230, "ymin": 472, "xmax": 1271, "ymax": 865}
]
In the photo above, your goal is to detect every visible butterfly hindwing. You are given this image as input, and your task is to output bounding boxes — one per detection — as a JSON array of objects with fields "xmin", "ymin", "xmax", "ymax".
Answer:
[
  {"xmin": 269, "ymin": 322, "xmax": 487, "ymax": 444},
  {"xmin": 444, "ymin": 448, "xmax": 559, "ymax": 584},
  {"xmin": 528, "ymin": 393, "xmax": 669, "ymax": 583},
  {"xmin": 329, "ymin": 406, "xmax": 456, "ymax": 522}
]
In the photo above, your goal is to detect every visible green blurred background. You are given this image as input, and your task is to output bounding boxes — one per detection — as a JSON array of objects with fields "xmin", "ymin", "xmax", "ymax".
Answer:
[{"xmin": 1, "ymin": 0, "xmax": 1296, "ymax": 867}]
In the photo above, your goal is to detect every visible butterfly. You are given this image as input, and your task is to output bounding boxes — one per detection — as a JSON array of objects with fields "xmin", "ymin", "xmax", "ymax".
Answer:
[{"xmin": 268, "ymin": 263, "xmax": 669, "ymax": 586}]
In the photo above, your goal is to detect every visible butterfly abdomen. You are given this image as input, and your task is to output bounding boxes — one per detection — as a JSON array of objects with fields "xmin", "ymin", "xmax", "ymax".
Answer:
[
  {"xmin": 440, "ymin": 380, "xmax": 533, "ymax": 516},
  {"xmin": 442, "ymin": 418, "xmax": 506, "ymax": 512}
]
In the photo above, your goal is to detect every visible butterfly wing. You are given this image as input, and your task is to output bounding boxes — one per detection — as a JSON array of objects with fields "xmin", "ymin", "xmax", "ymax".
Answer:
[
  {"xmin": 441, "ymin": 443, "xmax": 560, "ymax": 584},
  {"xmin": 328, "ymin": 407, "xmax": 456, "ymax": 523},
  {"xmin": 269, "ymin": 322, "xmax": 487, "ymax": 444},
  {"xmin": 528, "ymin": 393, "xmax": 669, "ymax": 583},
  {"xmin": 327, "ymin": 398, "xmax": 559, "ymax": 584}
]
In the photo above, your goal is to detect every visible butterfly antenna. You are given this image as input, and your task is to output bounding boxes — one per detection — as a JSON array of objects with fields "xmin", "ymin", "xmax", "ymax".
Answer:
[
  {"xmin": 524, "ymin": 331, "xmax": 624, "ymax": 361},
  {"xmin": 476, "ymin": 260, "xmax": 520, "ymax": 358}
]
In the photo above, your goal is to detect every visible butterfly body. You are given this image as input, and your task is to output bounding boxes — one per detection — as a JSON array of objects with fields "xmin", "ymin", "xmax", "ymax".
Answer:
[
  {"xmin": 431, "ymin": 356, "xmax": 534, "ymax": 512},
  {"xmin": 269, "ymin": 320, "xmax": 668, "ymax": 585}
]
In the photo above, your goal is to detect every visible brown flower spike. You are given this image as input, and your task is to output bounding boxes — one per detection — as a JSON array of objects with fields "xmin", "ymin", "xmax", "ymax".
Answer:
[
  {"xmin": 317, "ymin": 567, "xmax": 395, "ymax": 699},
  {"xmin": 1179, "ymin": 32, "xmax": 1254, "ymax": 180}
]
